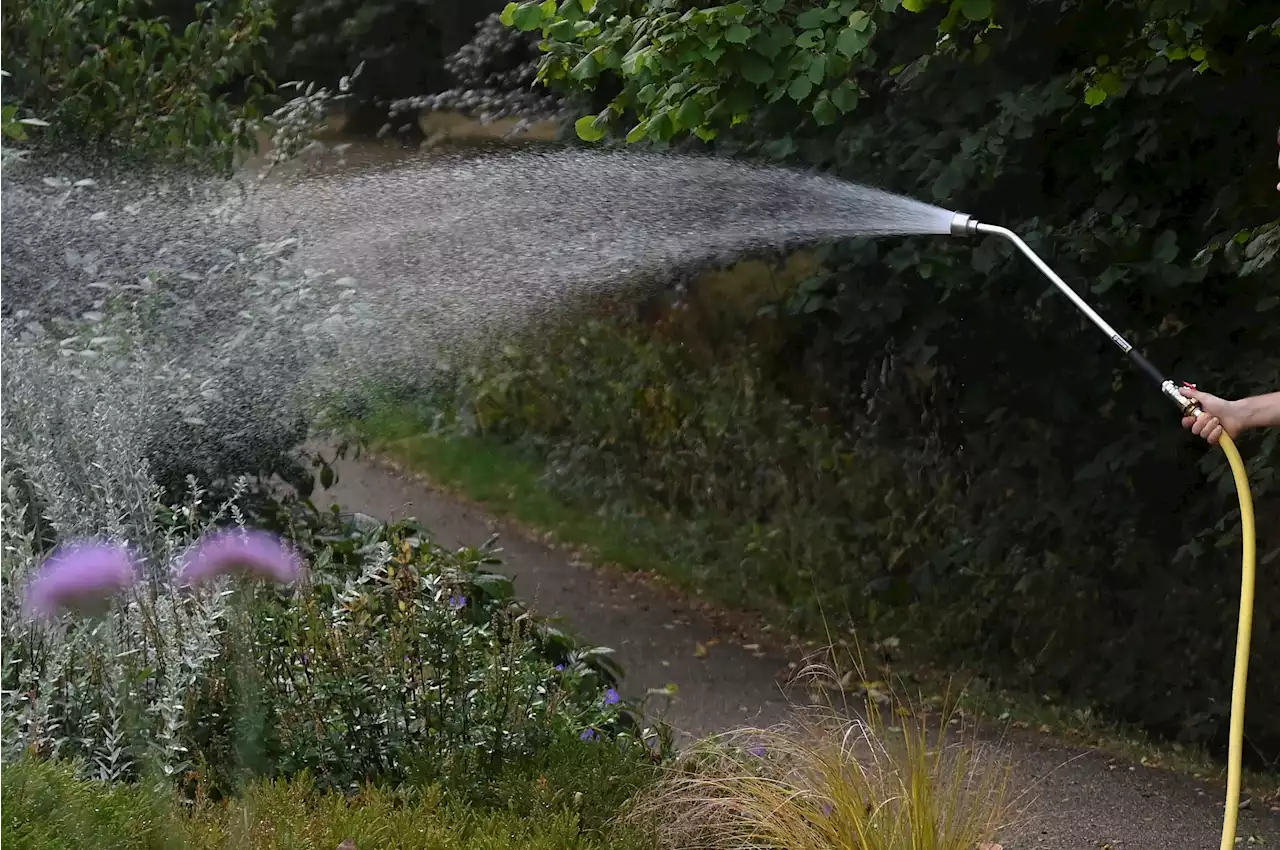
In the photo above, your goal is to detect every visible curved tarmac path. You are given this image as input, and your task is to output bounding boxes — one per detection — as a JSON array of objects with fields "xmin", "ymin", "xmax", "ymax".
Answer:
[{"xmin": 312, "ymin": 444, "xmax": 1278, "ymax": 850}]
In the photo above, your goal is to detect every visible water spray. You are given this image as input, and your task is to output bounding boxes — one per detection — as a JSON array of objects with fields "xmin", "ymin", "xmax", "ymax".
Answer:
[{"xmin": 950, "ymin": 211, "xmax": 1257, "ymax": 850}]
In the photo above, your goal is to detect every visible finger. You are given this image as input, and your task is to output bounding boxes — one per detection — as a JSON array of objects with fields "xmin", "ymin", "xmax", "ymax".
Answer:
[
  {"xmin": 1181, "ymin": 416, "xmax": 1197, "ymax": 429},
  {"xmin": 1207, "ymin": 423, "xmax": 1224, "ymax": 445},
  {"xmin": 1191, "ymin": 415, "xmax": 1208, "ymax": 436}
]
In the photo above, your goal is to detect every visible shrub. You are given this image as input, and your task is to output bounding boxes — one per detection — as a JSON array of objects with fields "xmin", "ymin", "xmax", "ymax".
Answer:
[
  {"xmin": 437, "ymin": 301, "xmax": 1280, "ymax": 760},
  {"xmin": 1, "ymin": 320, "xmax": 659, "ymax": 798},
  {"xmin": 483, "ymin": 0, "xmax": 1280, "ymax": 760},
  {"xmin": 0, "ymin": 0, "xmax": 275, "ymax": 170},
  {"xmin": 443, "ymin": 313, "xmax": 975, "ymax": 631},
  {"xmin": 232, "ymin": 509, "xmax": 655, "ymax": 796}
]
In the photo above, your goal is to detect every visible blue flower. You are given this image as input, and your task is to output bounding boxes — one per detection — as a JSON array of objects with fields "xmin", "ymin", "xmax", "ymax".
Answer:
[
  {"xmin": 580, "ymin": 728, "xmax": 599, "ymax": 742},
  {"xmin": 603, "ymin": 687, "xmax": 620, "ymax": 706},
  {"xmin": 749, "ymin": 746, "xmax": 767, "ymax": 757},
  {"xmin": 554, "ymin": 663, "xmax": 565, "ymax": 672},
  {"xmin": 450, "ymin": 595, "xmax": 467, "ymax": 609}
]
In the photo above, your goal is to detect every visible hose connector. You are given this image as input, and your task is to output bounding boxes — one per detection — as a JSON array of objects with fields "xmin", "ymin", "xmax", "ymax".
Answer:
[
  {"xmin": 950, "ymin": 212, "xmax": 980, "ymax": 237},
  {"xmin": 1162, "ymin": 380, "xmax": 1202, "ymax": 417}
]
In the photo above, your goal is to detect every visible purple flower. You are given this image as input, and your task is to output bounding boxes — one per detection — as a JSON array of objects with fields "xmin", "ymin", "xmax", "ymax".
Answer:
[
  {"xmin": 554, "ymin": 663, "xmax": 565, "ymax": 672},
  {"xmin": 603, "ymin": 687, "xmax": 620, "ymax": 706},
  {"xmin": 821, "ymin": 802, "xmax": 834, "ymax": 818},
  {"xmin": 176, "ymin": 529, "xmax": 302, "ymax": 587},
  {"xmin": 24, "ymin": 539, "xmax": 140, "ymax": 619},
  {"xmin": 580, "ymin": 728, "xmax": 599, "ymax": 742},
  {"xmin": 450, "ymin": 595, "xmax": 467, "ymax": 610},
  {"xmin": 749, "ymin": 746, "xmax": 767, "ymax": 758}
]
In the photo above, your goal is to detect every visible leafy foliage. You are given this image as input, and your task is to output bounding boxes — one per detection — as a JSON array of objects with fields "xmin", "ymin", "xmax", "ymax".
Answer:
[
  {"xmin": 482, "ymin": 0, "xmax": 1280, "ymax": 758},
  {"xmin": 244, "ymin": 508, "xmax": 655, "ymax": 796},
  {"xmin": 0, "ymin": 0, "xmax": 275, "ymax": 170},
  {"xmin": 0, "ymin": 319, "xmax": 660, "ymax": 798}
]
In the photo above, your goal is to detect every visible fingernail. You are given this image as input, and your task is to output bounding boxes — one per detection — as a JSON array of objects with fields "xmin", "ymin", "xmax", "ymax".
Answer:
[{"xmin": 1181, "ymin": 382, "xmax": 1196, "ymax": 389}]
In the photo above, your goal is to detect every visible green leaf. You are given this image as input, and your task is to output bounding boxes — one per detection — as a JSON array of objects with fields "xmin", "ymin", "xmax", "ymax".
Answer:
[
  {"xmin": 622, "ymin": 47, "xmax": 650, "ymax": 74},
  {"xmin": 788, "ymin": 75, "xmax": 814, "ymax": 101},
  {"xmin": 835, "ymin": 23, "xmax": 871, "ymax": 56},
  {"xmin": 581, "ymin": 0, "xmax": 597, "ymax": 10},
  {"xmin": 755, "ymin": 25, "xmax": 792, "ymax": 57},
  {"xmin": 574, "ymin": 114, "xmax": 607, "ymax": 142},
  {"xmin": 807, "ymin": 54, "xmax": 827, "ymax": 85},
  {"xmin": 1084, "ymin": 85, "xmax": 1107, "ymax": 106},
  {"xmin": 812, "ymin": 92, "xmax": 839, "ymax": 125},
  {"xmin": 961, "ymin": 0, "xmax": 992, "ymax": 21},
  {"xmin": 570, "ymin": 52, "xmax": 600, "ymax": 80},
  {"xmin": 725, "ymin": 23, "xmax": 753, "ymax": 44},
  {"xmin": 675, "ymin": 97, "xmax": 705, "ymax": 129},
  {"xmin": 831, "ymin": 80, "xmax": 860, "ymax": 111},
  {"xmin": 741, "ymin": 54, "xmax": 775, "ymax": 84},
  {"xmin": 764, "ymin": 0, "xmax": 784, "ymax": 10},
  {"xmin": 902, "ymin": 0, "xmax": 928, "ymax": 10},
  {"xmin": 510, "ymin": 3, "xmax": 545, "ymax": 31},
  {"xmin": 796, "ymin": 8, "xmax": 827, "ymax": 28},
  {"xmin": 499, "ymin": 2, "xmax": 518, "ymax": 26},
  {"xmin": 1153, "ymin": 230, "xmax": 1178, "ymax": 264},
  {"xmin": 880, "ymin": 0, "xmax": 901, "ymax": 8},
  {"xmin": 626, "ymin": 120, "xmax": 651, "ymax": 143},
  {"xmin": 849, "ymin": 10, "xmax": 873, "ymax": 31},
  {"xmin": 796, "ymin": 29, "xmax": 824, "ymax": 48},
  {"xmin": 1258, "ymin": 295, "xmax": 1279, "ymax": 312}
]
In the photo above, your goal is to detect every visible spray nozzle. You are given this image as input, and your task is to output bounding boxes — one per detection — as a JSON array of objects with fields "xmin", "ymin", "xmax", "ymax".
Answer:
[{"xmin": 949, "ymin": 212, "xmax": 980, "ymax": 237}]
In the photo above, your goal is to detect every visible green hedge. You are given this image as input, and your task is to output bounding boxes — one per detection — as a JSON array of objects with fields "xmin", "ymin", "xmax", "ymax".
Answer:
[
  {"xmin": 444, "ymin": 303, "xmax": 1278, "ymax": 760},
  {"xmin": 471, "ymin": 0, "xmax": 1280, "ymax": 761}
]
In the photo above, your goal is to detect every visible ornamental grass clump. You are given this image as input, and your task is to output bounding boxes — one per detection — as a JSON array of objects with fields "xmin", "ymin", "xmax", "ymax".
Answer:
[{"xmin": 631, "ymin": 659, "xmax": 1018, "ymax": 850}]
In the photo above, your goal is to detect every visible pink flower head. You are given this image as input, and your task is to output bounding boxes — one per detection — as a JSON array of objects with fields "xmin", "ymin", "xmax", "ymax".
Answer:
[
  {"xmin": 176, "ymin": 529, "xmax": 303, "ymax": 587},
  {"xmin": 24, "ymin": 539, "xmax": 141, "ymax": 619}
]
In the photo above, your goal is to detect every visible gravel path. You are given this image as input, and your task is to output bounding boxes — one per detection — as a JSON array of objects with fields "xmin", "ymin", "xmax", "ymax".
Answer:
[{"xmin": 313, "ymin": 445, "xmax": 1279, "ymax": 850}]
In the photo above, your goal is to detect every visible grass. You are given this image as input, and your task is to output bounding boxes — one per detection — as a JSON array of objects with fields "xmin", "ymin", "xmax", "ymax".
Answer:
[
  {"xmin": 349, "ymin": 406, "xmax": 1280, "ymax": 804},
  {"xmin": 2, "ymin": 736, "xmax": 660, "ymax": 850},
  {"xmin": 352, "ymin": 406, "xmax": 695, "ymax": 585},
  {"xmin": 630, "ymin": 659, "xmax": 1018, "ymax": 850}
]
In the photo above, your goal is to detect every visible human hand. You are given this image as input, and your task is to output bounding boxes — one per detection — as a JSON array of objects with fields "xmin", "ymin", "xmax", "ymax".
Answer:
[{"xmin": 1179, "ymin": 386, "xmax": 1246, "ymax": 445}]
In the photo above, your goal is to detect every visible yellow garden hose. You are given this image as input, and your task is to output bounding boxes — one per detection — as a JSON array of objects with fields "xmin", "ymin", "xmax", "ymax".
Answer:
[
  {"xmin": 945, "ymin": 213, "xmax": 1261, "ymax": 849},
  {"xmin": 1216, "ymin": 431, "xmax": 1256, "ymax": 850}
]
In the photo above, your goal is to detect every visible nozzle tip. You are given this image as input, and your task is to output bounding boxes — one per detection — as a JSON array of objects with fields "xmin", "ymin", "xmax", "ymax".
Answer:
[{"xmin": 949, "ymin": 212, "xmax": 979, "ymax": 237}]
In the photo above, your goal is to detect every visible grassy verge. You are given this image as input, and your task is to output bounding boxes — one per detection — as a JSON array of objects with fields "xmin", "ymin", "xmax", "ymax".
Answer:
[
  {"xmin": 350, "ymin": 407, "xmax": 1280, "ymax": 803},
  {"xmin": 3, "ymin": 733, "xmax": 658, "ymax": 850}
]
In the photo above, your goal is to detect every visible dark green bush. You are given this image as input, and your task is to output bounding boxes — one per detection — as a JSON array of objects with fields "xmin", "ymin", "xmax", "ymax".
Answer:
[
  {"xmin": 469, "ymin": 0, "xmax": 1280, "ymax": 762},
  {"xmin": 443, "ymin": 301, "xmax": 1279, "ymax": 761},
  {"xmin": 0, "ymin": 0, "xmax": 274, "ymax": 169},
  {"xmin": 236, "ymin": 506, "xmax": 654, "ymax": 797}
]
